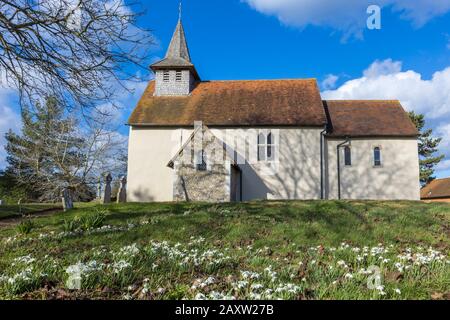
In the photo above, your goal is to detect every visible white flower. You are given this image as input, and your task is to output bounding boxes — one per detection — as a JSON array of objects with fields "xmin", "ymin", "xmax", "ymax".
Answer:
[
  {"xmin": 195, "ymin": 293, "xmax": 207, "ymax": 300},
  {"xmin": 251, "ymin": 283, "xmax": 264, "ymax": 291},
  {"xmin": 394, "ymin": 288, "xmax": 401, "ymax": 294}
]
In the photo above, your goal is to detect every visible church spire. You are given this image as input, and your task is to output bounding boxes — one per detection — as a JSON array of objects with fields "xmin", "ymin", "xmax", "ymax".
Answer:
[
  {"xmin": 164, "ymin": 18, "xmax": 191, "ymax": 63},
  {"xmin": 151, "ymin": 4, "xmax": 200, "ymax": 96},
  {"xmin": 150, "ymin": 4, "xmax": 198, "ymax": 77}
]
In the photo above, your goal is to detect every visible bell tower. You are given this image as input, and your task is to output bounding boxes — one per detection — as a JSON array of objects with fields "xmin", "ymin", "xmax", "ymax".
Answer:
[{"xmin": 151, "ymin": 6, "xmax": 200, "ymax": 96}]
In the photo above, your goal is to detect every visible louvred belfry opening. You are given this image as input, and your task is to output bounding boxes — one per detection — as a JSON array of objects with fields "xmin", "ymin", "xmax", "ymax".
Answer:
[{"xmin": 151, "ymin": 18, "xmax": 200, "ymax": 96}]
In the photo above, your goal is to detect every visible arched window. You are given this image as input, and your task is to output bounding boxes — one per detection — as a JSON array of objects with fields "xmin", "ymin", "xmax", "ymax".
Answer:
[
  {"xmin": 373, "ymin": 147, "xmax": 382, "ymax": 166},
  {"xmin": 267, "ymin": 132, "xmax": 275, "ymax": 161},
  {"xmin": 344, "ymin": 146, "xmax": 351, "ymax": 166},
  {"xmin": 257, "ymin": 133, "xmax": 266, "ymax": 161},
  {"xmin": 257, "ymin": 131, "xmax": 276, "ymax": 162}
]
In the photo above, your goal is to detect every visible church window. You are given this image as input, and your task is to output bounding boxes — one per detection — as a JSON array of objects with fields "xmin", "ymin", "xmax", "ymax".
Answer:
[
  {"xmin": 163, "ymin": 71, "xmax": 170, "ymax": 82},
  {"xmin": 258, "ymin": 131, "xmax": 276, "ymax": 162},
  {"xmin": 176, "ymin": 71, "xmax": 182, "ymax": 82},
  {"xmin": 344, "ymin": 146, "xmax": 352, "ymax": 166},
  {"xmin": 374, "ymin": 147, "xmax": 382, "ymax": 167},
  {"xmin": 196, "ymin": 150, "xmax": 207, "ymax": 171}
]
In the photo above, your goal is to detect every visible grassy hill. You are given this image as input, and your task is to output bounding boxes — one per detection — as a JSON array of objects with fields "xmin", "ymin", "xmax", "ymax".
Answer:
[
  {"xmin": 0, "ymin": 200, "xmax": 449, "ymax": 300},
  {"xmin": 0, "ymin": 204, "xmax": 61, "ymax": 220}
]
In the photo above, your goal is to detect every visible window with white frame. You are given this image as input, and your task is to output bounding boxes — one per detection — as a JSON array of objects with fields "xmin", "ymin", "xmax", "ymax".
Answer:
[
  {"xmin": 373, "ymin": 147, "xmax": 382, "ymax": 167},
  {"xmin": 257, "ymin": 131, "xmax": 276, "ymax": 162}
]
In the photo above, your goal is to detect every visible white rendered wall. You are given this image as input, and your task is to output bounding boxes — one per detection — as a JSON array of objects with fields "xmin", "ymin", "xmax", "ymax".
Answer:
[{"xmin": 325, "ymin": 138, "xmax": 420, "ymax": 200}]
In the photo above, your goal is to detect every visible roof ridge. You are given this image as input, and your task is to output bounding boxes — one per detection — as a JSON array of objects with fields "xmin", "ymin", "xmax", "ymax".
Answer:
[
  {"xmin": 324, "ymin": 99, "xmax": 401, "ymax": 102},
  {"xmin": 204, "ymin": 78, "xmax": 317, "ymax": 82},
  {"xmin": 430, "ymin": 177, "xmax": 450, "ymax": 182}
]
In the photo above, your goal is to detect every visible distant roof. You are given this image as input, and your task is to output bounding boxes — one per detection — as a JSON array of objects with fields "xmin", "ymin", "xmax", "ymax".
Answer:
[
  {"xmin": 324, "ymin": 100, "xmax": 418, "ymax": 138},
  {"xmin": 421, "ymin": 178, "xmax": 450, "ymax": 199},
  {"xmin": 128, "ymin": 79, "xmax": 327, "ymax": 127},
  {"xmin": 151, "ymin": 19, "xmax": 199, "ymax": 79}
]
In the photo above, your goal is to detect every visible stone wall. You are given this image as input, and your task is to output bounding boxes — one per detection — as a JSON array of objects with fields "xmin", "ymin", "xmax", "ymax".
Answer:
[
  {"xmin": 173, "ymin": 163, "xmax": 230, "ymax": 202},
  {"xmin": 154, "ymin": 69, "xmax": 195, "ymax": 96}
]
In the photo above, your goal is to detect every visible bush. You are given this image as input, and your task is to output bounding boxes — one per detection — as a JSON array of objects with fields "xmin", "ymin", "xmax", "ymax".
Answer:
[
  {"xmin": 80, "ymin": 210, "xmax": 106, "ymax": 231},
  {"xmin": 61, "ymin": 208, "xmax": 107, "ymax": 232},
  {"xmin": 62, "ymin": 218, "xmax": 79, "ymax": 233},
  {"xmin": 16, "ymin": 219, "xmax": 35, "ymax": 235}
]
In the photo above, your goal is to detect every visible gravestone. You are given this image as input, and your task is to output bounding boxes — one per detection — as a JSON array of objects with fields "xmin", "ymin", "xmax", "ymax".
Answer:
[
  {"xmin": 117, "ymin": 176, "xmax": 127, "ymax": 203},
  {"xmin": 0, "ymin": 199, "xmax": 3, "ymax": 206},
  {"xmin": 61, "ymin": 188, "xmax": 74, "ymax": 211},
  {"xmin": 97, "ymin": 178, "xmax": 102, "ymax": 200},
  {"xmin": 103, "ymin": 173, "xmax": 112, "ymax": 204}
]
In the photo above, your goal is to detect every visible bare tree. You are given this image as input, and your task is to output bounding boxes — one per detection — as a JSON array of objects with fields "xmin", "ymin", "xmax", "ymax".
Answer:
[
  {"xmin": 5, "ymin": 97, "xmax": 127, "ymax": 201},
  {"xmin": 0, "ymin": 0, "xmax": 153, "ymax": 114}
]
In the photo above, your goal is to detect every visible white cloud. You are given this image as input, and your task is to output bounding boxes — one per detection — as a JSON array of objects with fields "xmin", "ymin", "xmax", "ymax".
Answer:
[
  {"xmin": 243, "ymin": 0, "xmax": 450, "ymax": 38},
  {"xmin": 322, "ymin": 59, "xmax": 450, "ymax": 119},
  {"xmin": 323, "ymin": 59, "xmax": 450, "ymax": 177},
  {"xmin": 436, "ymin": 123, "xmax": 450, "ymax": 159},
  {"xmin": 436, "ymin": 159, "xmax": 450, "ymax": 171},
  {"xmin": 321, "ymin": 74, "xmax": 339, "ymax": 90},
  {"xmin": 363, "ymin": 59, "xmax": 402, "ymax": 78}
]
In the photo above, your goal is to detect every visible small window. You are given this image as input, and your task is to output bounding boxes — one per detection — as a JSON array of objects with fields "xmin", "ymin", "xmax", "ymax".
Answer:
[
  {"xmin": 344, "ymin": 146, "xmax": 351, "ymax": 166},
  {"xmin": 257, "ymin": 133, "xmax": 266, "ymax": 161},
  {"xmin": 374, "ymin": 147, "xmax": 382, "ymax": 166},
  {"xmin": 257, "ymin": 131, "xmax": 276, "ymax": 162},
  {"xmin": 267, "ymin": 132, "xmax": 275, "ymax": 161},
  {"xmin": 163, "ymin": 71, "xmax": 170, "ymax": 82},
  {"xmin": 175, "ymin": 71, "xmax": 182, "ymax": 82},
  {"xmin": 196, "ymin": 150, "xmax": 207, "ymax": 171}
]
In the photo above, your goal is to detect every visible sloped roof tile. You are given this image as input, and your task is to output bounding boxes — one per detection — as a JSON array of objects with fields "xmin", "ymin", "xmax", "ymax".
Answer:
[
  {"xmin": 421, "ymin": 178, "xmax": 450, "ymax": 199},
  {"xmin": 324, "ymin": 100, "xmax": 418, "ymax": 137},
  {"xmin": 128, "ymin": 79, "xmax": 327, "ymax": 127}
]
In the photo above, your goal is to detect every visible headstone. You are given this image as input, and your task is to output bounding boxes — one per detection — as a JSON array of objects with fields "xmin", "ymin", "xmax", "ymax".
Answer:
[
  {"xmin": 61, "ymin": 188, "xmax": 74, "ymax": 212},
  {"xmin": 103, "ymin": 173, "xmax": 112, "ymax": 204},
  {"xmin": 0, "ymin": 199, "xmax": 3, "ymax": 206},
  {"xmin": 97, "ymin": 178, "xmax": 102, "ymax": 200},
  {"xmin": 18, "ymin": 198, "xmax": 23, "ymax": 216},
  {"xmin": 117, "ymin": 176, "xmax": 127, "ymax": 203}
]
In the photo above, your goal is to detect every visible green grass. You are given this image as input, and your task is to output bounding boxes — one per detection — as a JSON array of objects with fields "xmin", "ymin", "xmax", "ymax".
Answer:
[
  {"xmin": 0, "ymin": 200, "xmax": 449, "ymax": 300},
  {"xmin": 0, "ymin": 204, "xmax": 61, "ymax": 220}
]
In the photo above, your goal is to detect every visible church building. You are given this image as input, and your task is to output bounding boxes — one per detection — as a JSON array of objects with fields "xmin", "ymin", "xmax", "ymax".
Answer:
[{"xmin": 127, "ymin": 18, "xmax": 420, "ymax": 202}]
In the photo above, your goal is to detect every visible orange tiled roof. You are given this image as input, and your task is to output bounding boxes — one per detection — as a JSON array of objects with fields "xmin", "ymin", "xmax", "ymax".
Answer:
[
  {"xmin": 421, "ymin": 178, "xmax": 450, "ymax": 199},
  {"xmin": 128, "ymin": 79, "xmax": 327, "ymax": 127},
  {"xmin": 324, "ymin": 100, "xmax": 418, "ymax": 137}
]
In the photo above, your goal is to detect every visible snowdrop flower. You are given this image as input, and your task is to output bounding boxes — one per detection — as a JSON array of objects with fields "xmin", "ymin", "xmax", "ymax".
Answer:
[
  {"xmin": 394, "ymin": 288, "xmax": 401, "ymax": 295},
  {"xmin": 251, "ymin": 283, "xmax": 264, "ymax": 291}
]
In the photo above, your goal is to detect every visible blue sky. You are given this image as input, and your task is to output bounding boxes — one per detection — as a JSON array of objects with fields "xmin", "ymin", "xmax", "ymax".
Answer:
[{"xmin": 1, "ymin": 0, "xmax": 450, "ymax": 177}]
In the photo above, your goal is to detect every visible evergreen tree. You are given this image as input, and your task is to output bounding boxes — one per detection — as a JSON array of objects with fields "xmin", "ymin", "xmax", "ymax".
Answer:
[
  {"xmin": 408, "ymin": 111, "xmax": 444, "ymax": 185},
  {"xmin": 5, "ymin": 98, "xmax": 90, "ymax": 201}
]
